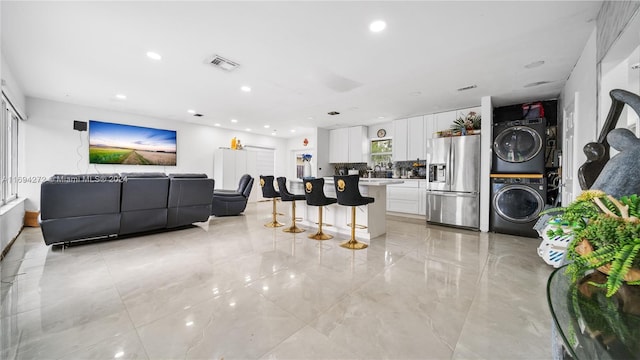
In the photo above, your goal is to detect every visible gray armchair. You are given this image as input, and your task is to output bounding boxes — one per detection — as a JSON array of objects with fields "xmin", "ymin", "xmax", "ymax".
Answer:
[{"xmin": 211, "ymin": 174, "xmax": 254, "ymax": 216}]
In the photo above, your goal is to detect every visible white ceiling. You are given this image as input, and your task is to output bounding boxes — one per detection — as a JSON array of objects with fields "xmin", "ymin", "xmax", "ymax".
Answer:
[{"xmin": 1, "ymin": 1, "xmax": 602, "ymax": 138}]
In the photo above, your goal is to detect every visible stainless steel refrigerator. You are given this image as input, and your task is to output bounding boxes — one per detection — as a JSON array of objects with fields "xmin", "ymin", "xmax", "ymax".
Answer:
[{"xmin": 426, "ymin": 135, "xmax": 480, "ymax": 229}]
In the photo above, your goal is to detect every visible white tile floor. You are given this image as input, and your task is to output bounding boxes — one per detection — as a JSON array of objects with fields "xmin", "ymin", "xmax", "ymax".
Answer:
[{"xmin": 1, "ymin": 202, "xmax": 553, "ymax": 359}]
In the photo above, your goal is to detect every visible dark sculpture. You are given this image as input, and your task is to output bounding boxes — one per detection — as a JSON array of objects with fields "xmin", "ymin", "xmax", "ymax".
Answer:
[
  {"xmin": 590, "ymin": 128, "xmax": 640, "ymax": 198},
  {"xmin": 578, "ymin": 89, "xmax": 640, "ymax": 189}
]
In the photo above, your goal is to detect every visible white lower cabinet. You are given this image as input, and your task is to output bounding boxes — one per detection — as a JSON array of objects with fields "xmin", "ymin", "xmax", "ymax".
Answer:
[
  {"xmin": 387, "ymin": 181, "xmax": 421, "ymax": 214},
  {"xmin": 418, "ymin": 180, "xmax": 427, "ymax": 216}
]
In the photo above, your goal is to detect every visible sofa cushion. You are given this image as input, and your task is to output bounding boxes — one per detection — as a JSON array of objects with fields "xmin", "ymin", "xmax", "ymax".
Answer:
[
  {"xmin": 40, "ymin": 214, "xmax": 121, "ymax": 245},
  {"xmin": 41, "ymin": 176, "xmax": 121, "ymax": 219},
  {"xmin": 120, "ymin": 173, "xmax": 169, "ymax": 211},
  {"xmin": 168, "ymin": 177, "xmax": 214, "ymax": 207}
]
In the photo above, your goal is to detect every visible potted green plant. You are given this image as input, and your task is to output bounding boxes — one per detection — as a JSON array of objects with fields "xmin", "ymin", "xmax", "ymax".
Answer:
[
  {"xmin": 543, "ymin": 190, "xmax": 640, "ymax": 297},
  {"xmin": 451, "ymin": 111, "xmax": 481, "ymax": 135}
]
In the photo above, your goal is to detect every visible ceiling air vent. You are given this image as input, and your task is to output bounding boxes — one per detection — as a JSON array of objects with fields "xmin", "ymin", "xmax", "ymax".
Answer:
[
  {"xmin": 457, "ymin": 84, "xmax": 477, "ymax": 92},
  {"xmin": 210, "ymin": 55, "xmax": 240, "ymax": 71}
]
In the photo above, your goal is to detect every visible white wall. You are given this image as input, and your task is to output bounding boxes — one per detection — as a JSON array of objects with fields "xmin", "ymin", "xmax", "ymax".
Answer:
[
  {"xmin": 0, "ymin": 200, "xmax": 25, "ymax": 256},
  {"xmin": 20, "ymin": 97, "xmax": 288, "ymax": 211},
  {"xmin": 283, "ymin": 130, "xmax": 314, "ymax": 179},
  {"xmin": 479, "ymin": 96, "xmax": 492, "ymax": 232},
  {"xmin": 0, "ymin": 55, "xmax": 28, "ymax": 255},
  {"xmin": 560, "ymin": 28, "xmax": 597, "ymax": 202},
  {"xmin": 1, "ymin": 54, "xmax": 27, "ymax": 117}
]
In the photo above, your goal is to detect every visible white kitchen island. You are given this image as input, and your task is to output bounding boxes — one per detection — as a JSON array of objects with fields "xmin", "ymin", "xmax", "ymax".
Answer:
[{"xmin": 289, "ymin": 177, "xmax": 404, "ymax": 240}]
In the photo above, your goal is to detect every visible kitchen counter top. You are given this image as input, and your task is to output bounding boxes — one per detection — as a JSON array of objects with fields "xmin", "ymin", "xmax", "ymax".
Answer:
[
  {"xmin": 325, "ymin": 177, "xmax": 405, "ymax": 186},
  {"xmin": 288, "ymin": 177, "xmax": 398, "ymax": 240},
  {"xmin": 290, "ymin": 178, "xmax": 405, "ymax": 186}
]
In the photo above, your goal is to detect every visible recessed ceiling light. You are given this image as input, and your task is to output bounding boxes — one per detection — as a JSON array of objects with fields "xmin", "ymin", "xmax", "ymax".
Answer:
[
  {"xmin": 146, "ymin": 51, "xmax": 162, "ymax": 61},
  {"xmin": 245, "ymin": 128, "xmax": 252, "ymax": 131},
  {"xmin": 307, "ymin": 117, "xmax": 313, "ymax": 120},
  {"xmin": 187, "ymin": 109, "xmax": 196, "ymax": 114},
  {"xmin": 524, "ymin": 81, "xmax": 551, "ymax": 88},
  {"xmin": 263, "ymin": 125, "xmax": 270, "ymax": 128},
  {"xmin": 369, "ymin": 20, "xmax": 386, "ymax": 33},
  {"xmin": 290, "ymin": 129, "xmax": 296, "ymax": 133},
  {"xmin": 214, "ymin": 123, "xmax": 221, "ymax": 127},
  {"xmin": 115, "ymin": 94, "xmax": 127, "ymax": 100},
  {"xmin": 271, "ymin": 132, "xmax": 277, "ymax": 136},
  {"xmin": 378, "ymin": 116, "xmax": 385, "ymax": 119},
  {"xmin": 114, "ymin": 351, "xmax": 125, "ymax": 359},
  {"xmin": 241, "ymin": 86, "xmax": 251, "ymax": 92},
  {"xmin": 231, "ymin": 119, "xmax": 238, "ymax": 123},
  {"xmin": 524, "ymin": 60, "xmax": 545, "ymax": 69}
]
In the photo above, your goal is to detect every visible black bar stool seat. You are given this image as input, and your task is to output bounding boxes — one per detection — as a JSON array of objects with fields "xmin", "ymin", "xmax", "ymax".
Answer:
[
  {"xmin": 334, "ymin": 175, "xmax": 374, "ymax": 250},
  {"xmin": 260, "ymin": 175, "xmax": 283, "ymax": 227},
  {"xmin": 277, "ymin": 177, "xmax": 306, "ymax": 233},
  {"xmin": 303, "ymin": 178, "xmax": 337, "ymax": 240}
]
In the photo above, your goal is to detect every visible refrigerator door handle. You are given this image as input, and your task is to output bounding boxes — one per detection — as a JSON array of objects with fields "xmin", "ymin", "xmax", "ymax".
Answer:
[{"xmin": 450, "ymin": 142, "xmax": 455, "ymax": 187}]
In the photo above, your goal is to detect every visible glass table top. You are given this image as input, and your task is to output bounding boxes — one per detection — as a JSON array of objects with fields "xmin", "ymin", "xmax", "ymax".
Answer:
[{"xmin": 547, "ymin": 265, "xmax": 640, "ymax": 359}]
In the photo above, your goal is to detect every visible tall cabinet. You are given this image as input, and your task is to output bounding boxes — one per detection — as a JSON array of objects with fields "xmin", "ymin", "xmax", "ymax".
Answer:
[{"xmin": 214, "ymin": 148, "xmax": 258, "ymax": 201}]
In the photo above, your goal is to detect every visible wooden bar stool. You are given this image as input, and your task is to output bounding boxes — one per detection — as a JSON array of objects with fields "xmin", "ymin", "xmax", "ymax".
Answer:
[
  {"xmin": 303, "ymin": 178, "xmax": 337, "ymax": 240},
  {"xmin": 334, "ymin": 175, "xmax": 374, "ymax": 250},
  {"xmin": 276, "ymin": 177, "xmax": 306, "ymax": 233},
  {"xmin": 260, "ymin": 175, "xmax": 283, "ymax": 227}
]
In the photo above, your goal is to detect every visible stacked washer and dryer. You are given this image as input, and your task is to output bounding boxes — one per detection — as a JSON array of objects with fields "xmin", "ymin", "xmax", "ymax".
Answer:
[{"xmin": 490, "ymin": 107, "xmax": 550, "ymax": 238}]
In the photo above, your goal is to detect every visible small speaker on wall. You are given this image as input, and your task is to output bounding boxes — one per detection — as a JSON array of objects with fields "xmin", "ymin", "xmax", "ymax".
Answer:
[{"xmin": 73, "ymin": 120, "xmax": 87, "ymax": 131}]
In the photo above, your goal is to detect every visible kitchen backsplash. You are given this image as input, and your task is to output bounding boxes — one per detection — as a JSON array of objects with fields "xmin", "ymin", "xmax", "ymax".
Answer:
[
  {"xmin": 395, "ymin": 159, "xmax": 427, "ymax": 179},
  {"xmin": 332, "ymin": 159, "xmax": 426, "ymax": 178},
  {"xmin": 332, "ymin": 162, "xmax": 368, "ymax": 177}
]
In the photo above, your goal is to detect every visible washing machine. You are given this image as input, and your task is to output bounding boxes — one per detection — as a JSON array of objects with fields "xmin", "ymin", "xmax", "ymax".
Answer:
[
  {"xmin": 492, "ymin": 117, "xmax": 546, "ymax": 174},
  {"xmin": 490, "ymin": 176, "xmax": 546, "ymax": 238}
]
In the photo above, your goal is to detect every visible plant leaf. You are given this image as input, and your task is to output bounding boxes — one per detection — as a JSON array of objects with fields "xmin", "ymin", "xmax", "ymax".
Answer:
[{"xmin": 605, "ymin": 241, "xmax": 640, "ymax": 297}]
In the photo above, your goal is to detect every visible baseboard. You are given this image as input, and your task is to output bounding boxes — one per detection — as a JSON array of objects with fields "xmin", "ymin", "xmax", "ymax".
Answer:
[{"xmin": 0, "ymin": 226, "xmax": 24, "ymax": 261}]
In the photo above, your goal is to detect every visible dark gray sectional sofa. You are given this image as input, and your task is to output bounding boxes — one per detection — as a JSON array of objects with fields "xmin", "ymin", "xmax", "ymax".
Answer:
[{"xmin": 39, "ymin": 173, "xmax": 214, "ymax": 245}]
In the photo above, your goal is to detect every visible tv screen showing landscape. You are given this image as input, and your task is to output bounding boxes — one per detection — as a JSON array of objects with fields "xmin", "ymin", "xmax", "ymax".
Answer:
[{"xmin": 89, "ymin": 120, "xmax": 177, "ymax": 165}]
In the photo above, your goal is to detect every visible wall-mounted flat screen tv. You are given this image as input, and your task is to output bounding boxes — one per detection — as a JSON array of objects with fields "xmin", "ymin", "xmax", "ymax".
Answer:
[{"xmin": 89, "ymin": 120, "xmax": 177, "ymax": 165}]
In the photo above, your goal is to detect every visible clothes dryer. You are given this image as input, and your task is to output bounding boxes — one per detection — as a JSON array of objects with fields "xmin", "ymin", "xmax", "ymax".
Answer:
[
  {"xmin": 490, "ymin": 176, "xmax": 546, "ymax": 238},
  {"xmin": 492, "ymin": 118, "xmax": 546, "ymax": 174}
]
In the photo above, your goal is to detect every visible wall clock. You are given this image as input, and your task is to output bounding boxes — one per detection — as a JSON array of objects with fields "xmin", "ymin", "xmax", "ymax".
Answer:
[{"xmin": 377, "ymin": 128, "xmax": 386, "ymax": 138}]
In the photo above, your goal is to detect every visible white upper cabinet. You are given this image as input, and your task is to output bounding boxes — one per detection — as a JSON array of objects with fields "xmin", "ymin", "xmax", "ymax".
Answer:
[
  {"xmin": 329, "ymin": 128, "xmax": 349, "ymax": 163},
  {"xmin": 392, "ymin": 119, "xmax": 408, "ymax": 162},
  {"xmin": 329, "ymin": 126, "xmax": 368, "ymax": 163},
  {"xmin": 424, "ymin": 113, "xmax": 435, "ymax": 145},
  {"xmin": 428, "ymin": 107, "xmax": 481, "ymax": 139},
  {"xmin": 433, "ymin": 110, "xmax": 457, "ymax": 136},
  {"xmin": 348, "ymin": 126, "xmax": 369, "ymax": 163},
  {"xmin": 393, "ymin": 116, "xmax": 425, "ymax": 161},
  {"xmin": 407, "ymin": 115, "xmax": 425, "ymax": 160}
]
